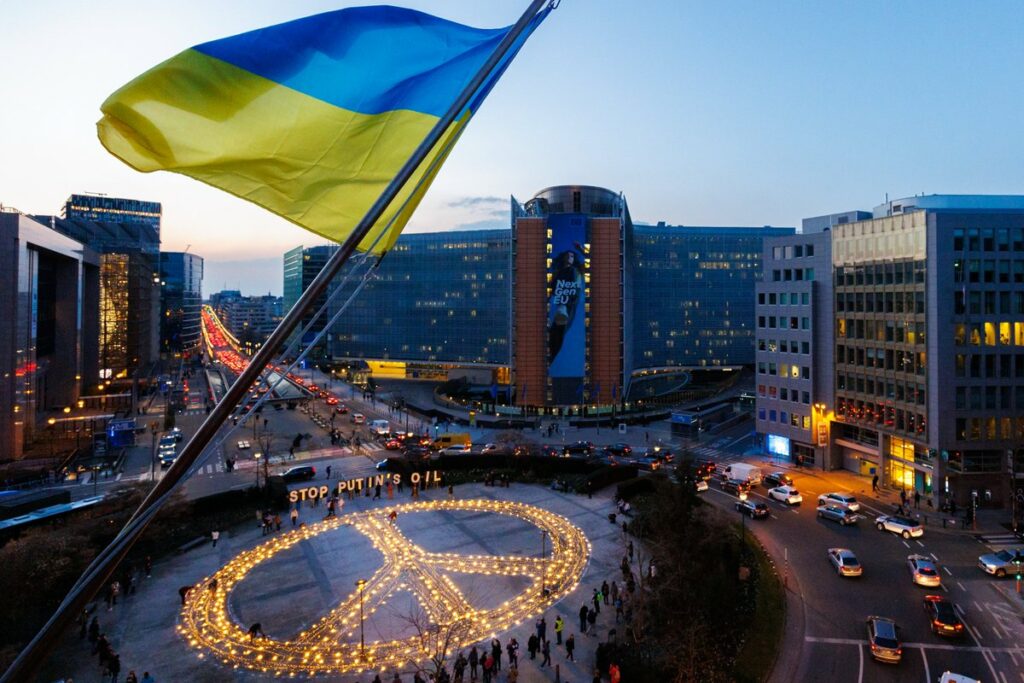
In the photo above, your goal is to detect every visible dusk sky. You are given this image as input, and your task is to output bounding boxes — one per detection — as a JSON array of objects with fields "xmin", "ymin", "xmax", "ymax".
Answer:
[{"xmin": 3, "ymin": 0, "xmax": 1024, "ymax": 294}]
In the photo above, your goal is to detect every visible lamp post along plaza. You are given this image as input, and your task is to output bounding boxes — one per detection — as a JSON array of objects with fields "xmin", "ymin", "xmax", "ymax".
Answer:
[{"xmin": 356, "ymin": 578, "xmax": 367, "ymax": 659}]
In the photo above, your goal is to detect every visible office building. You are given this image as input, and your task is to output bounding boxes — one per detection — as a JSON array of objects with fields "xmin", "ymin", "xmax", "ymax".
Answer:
[
  {"xmin": 758, "ymin": 195, "xmax": 1024, "ymax": 509},
  {"xmin": 0, "ymin": 210, "xmax": 99, "ymax": 460},
  {"xmin": 311, "ymin": 185, "xmax": 791, "ymax": 407},
  {"xmin": 754, "ymin": 228, "xmax": 834, "ymax": 468},
  {"xmin": 62, "ymin": 193, "xmax": 162, "ymax": 235},
  {"xmin": 159, "ymin": 252, "xmax": 204, "ymax": 356},
  {"xmin": 37, "ymin": 214, "xmax": 161, "ymax": 386},
  {"xmin": 215, "ymin": 292, "xmax": 284, "ymax": 354},
  {"xmin": 283, "ymin": 245, "xmax": 337, "ymax": 362}
]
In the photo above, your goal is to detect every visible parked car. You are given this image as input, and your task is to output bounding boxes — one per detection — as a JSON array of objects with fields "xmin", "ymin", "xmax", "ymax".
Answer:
[
  {"xmin": 817, "ymin": 492, "xmax": 861, "ymax": 512},
  {"xmin": 169, "ymin": 427, "xmax": 184, "ymax": 442},
  {"xmin": 907, "ymin": 555, "xmax": 942, "ymax": 588},
  {"xmin": 876, "ymin": 515, "xmax": 924, "ymax": 539},
  {"xmin": 977, "ymin": 547, "xmax": 1024, "ymax": 577},
  {"xmin": 865, "ymin": 616, "xmax": 902, "ymax": 663},
  {"xmin": 720, "ymin": 478, "xmax": 750, "ymax": 497},
  {"xmin": 768, "ymin": 485, "xmax": 803, "ymax": 506},
  {"xmin": 281, "ymin": 465, "xmax": 316, "ymax": 482},
  {"xmin": 735, "ymin": 499, "xmax": 770, "ymax": 519},
  {"xmin": 827, "ymin": 548, "xmax": 863, "ymax": 577},
  {"xmin": 817, "ymin": 505, "xmax": 861, "ymax": 526},
  {"xmin": 762, "ymin": 471, "xmax": 793, "ymax": 487},
  {"xmin": 922, "ymin": 595, "xmax": 964, "ymax": 637},
  {"xmin": 440, "ymin": 444, "xmax": 472, "ymax": 456}
]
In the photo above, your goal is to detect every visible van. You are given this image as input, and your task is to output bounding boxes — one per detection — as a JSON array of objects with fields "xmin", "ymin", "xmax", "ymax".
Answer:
[
  {"xmin": 369, "ymin": 419, "xmax": 390, "ymax": 436},
  {"xmin": 722, "ymin": 463, "xmax": 763, "ymax": 486},
  {"xmin": 432, "ymin": 432, "xmax": 471, "ymax": 450}
]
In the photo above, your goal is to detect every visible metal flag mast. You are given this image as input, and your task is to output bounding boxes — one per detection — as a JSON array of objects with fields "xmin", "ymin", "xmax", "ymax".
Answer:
[{"xmin": 2, "ymin": 1, "xmax": 553, "ymax": 679}]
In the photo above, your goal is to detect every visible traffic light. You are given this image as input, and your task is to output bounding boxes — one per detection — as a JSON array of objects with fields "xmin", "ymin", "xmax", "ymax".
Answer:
[{"xmin": 1015, "ymin": 558, "xmax": 1022, "ymax": 581}]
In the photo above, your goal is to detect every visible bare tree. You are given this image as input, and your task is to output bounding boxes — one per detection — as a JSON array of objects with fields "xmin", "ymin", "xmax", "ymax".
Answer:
[{"xmin": 397, "ymin": 603, "xmax": 473, "ymax": 680}]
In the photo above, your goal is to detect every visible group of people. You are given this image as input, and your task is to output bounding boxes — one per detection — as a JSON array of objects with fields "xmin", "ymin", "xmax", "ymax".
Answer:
[
  {"xmin": 257, "ymin": 509, "xmax": 282, "ymax": 534},
  {"xmin": 82, "ymin": 605, "xmax": 154, "ymax": 682}
]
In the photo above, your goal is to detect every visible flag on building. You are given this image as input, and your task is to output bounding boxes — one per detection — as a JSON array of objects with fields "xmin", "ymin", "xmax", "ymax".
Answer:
[{"xmin": 97, "ymin": 5, "xmax": 549, "ymax": 253}]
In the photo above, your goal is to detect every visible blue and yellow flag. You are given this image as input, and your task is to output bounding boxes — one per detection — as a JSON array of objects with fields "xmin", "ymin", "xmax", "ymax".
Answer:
[{"xmin": 98, "ymin": 5, "xmax": 548, "ymax": 253}]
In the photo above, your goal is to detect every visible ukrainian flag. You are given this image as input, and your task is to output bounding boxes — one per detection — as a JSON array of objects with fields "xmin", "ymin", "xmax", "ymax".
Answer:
[{"xmin": 98, "ymin": 5, "xmax": 548, "ymax": 253}]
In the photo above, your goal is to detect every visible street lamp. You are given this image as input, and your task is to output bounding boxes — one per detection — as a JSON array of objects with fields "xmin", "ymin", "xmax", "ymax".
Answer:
[
  {"xmin": 47, "ymin": 417, "xmax": 57, "ymax": 461},
  {"xmin": 254, "ymin": 451, "xmax": 262, "ymax": 489},
  {"xmin": 355, "ymin": 578, "xmax": 367, "ymax": 659},
  {"xmin": 738, "ymin": 490, "xmax": 748, "ymax": 546},
  {"xmin": 540, "ymin": 529, "xmax": 548, "ymax": 596}
]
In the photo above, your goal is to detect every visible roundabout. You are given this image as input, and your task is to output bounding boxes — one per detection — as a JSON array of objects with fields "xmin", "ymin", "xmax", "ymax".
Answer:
[{"xmin": 178, "ymin": 499, "xmax": 591, "ymax": 677}]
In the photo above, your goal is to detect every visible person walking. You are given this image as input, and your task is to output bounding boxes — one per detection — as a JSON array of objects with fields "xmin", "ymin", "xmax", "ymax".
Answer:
[
  {"xmin": 914, "ymin": 490, "xmax": 921, "ymax": 509},
  {"xmin": 448, "ymin": 484, "xmax": 454, "ymax": 500},
  {"xmin": 540, "ymin": 639, "xmax": 551, "ymax": 667},
  {"xmin": 609, "ymin": 580, "xmax": 618, "ymax": 604},
  {"xmin": 326, "ymin": 465, "xmax": 332, "ymax": 479},
  {"xmin": 141, "ymin": 673, "xmax": 154, "ymax": 683},
  {"xmin": 290, "ymin": 507, "xmax": 299, "ymax": 527},
  {"xmin": 387, "ymin": 481, "xmax": 394, "ymax": 499},
  {"xmin": 108, "ymin": 653, "xmax": 121, "ymax": 682},
  {"xmin": 374, "ymin": 483, "xmax": 382, "ymax": 500},
  {"xmin": 125, "ymin": 671, "xmax": 138, "ymax": 683},
  {"xmin": 527, "ymin": 633, "xmax": 539, "ymax": 660},
  {"xmin": 592, "ymin": 588, "xmax": 601, "ymax": 614},
  {"xmin": 537, "ymin": 615, "xmax": 547, "ymax": 643},
  {"xmin": 274, "ymin": 513, "xmax": 282, "ymax": 532},
  {"xmin": 388, "ymin": 509, "xmax": 398, "ymax": 525},
  {"xmin": 579, "ymin": 603, "xmax": 588, "ymax": 634},
  {"xmin": 211, "ymin": 530, "xmax": 220, "ymax": 548},
  {"xmin": 468, "ymin": 645, "xmax": 479, "ymax": 681},
  {"xmin": 871, "ymin": 473, "xmax": 879, "ymax": 492},
  {"xmin": 601, "ymin": 580, "xmax": 610, "ymax": 604},
  {"xmin": 554, "ymin": 615, "xmax": 564, "ymax": 645},
  {"xmin": 565, "ymin": 634, "xmax": 575, "ymax": 662},
  {"xmin": 587, "ymin": 607, "xmax": 597, "ymax": 634},
  {"xmin": 900, "ymin": 488, "xmax": 908, "ymax": 508},
  {"xmin": 506, "ymin": 638, "xmax": 518, "ymax": 668},
  {"xmin": 609, "ymin": 662, "xmax": 621, "ymax": 683},
  {"xmin": 491, "ymin": 637, "xmax": 502, "ymax": 671},
  {"xmin": 454, "ymin": 652, "xmax": 467, "ymax": 683}
]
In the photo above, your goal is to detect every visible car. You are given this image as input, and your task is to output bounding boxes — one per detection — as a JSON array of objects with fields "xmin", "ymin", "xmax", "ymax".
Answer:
[
  {"xmin": 827, "ymin": 548, "xmax": 863, "ymax": 577},
  {"xmin": 907, "ymin": 555, "xmax": 942, "ymax": 587},
  {"xmin": 169, "ymin": 427, "xmax": 184, "ymax": 442},
  {"xmin": 481, "ymin": 443, "xmax": 501, "ymax": 453},
  {"xmin": 539, "ymin": 445, "xmax": 560, "ymax": 458},
  {"xmin": 649, "ymin": 446, "xmax": 674, "ymax": 463},
  {"xmin": 635, "ymin": 456, "xmax": 662, "ymax": 471},
  {"xmin": 604, "ymin": 443, "xmax": 632, "ymax": 458},
  {"xmin": 735, "ymin": 499, "xmax": 770, "ymax": 519},
  {"xmin": 720, "ymin": 478, "xmax": 750, "ymax": 497},
  {"xmin": 939, "ymin": 674, "xmax": 981, "ymax": 683},
  {"xmin": 326, "ymin": 397, "xmax": 339, "ymax": 406},
  {"xmin": 817, "ymin": 492, "xmax": 861, "ymax": 512},
  {"xmin": 403, "ymin": 445, "xmax": 431, "ymax": 461},
  {"xmin": 159, "ymin": 450, "xmax": 177, "ymax": 468},
  {"xmin": 352, "ymin": 413, "xmax": 365, "ymax": 425},
  {"xmin": 335, "ymin": 405, "xmax": 349, "ymax": 414},
  {"xmin": 564, "ymin": 441, "xmax": 594, "ymax": 457},
  {"xmin": 977, "ymin": 547, "xmax": 1024, "ymax": 577},
  {"xmin": 865, "ymin": 616, "xmax": 902, "ymax": 663},
  {"xmin": 158, "ymin": 435, "xmax": 177, "ymax": 449},
  {"xmin": 693, "ymin": 479, "xmax": 709, "ymax": 493},
  {"xmin": 762, "ymin": 471, "xmax": 793, "ymax": 487},
  {"xmin": 384, "ymin": 438, "xmax": 403, "ymax": 450},
  {"xmin": 281, "ymin": 466, "xmax": 317, "ymax": 482},
  {"xmin": 922, "ymin": 595, "xmax": 964, "ymax": 637},
  {"xmin": 817, "ymin": 505, "xmax": 861, "ymax": 525},
  {"xmin": 694, "ymin": 458, "xmax": 716, "ymax": 473},
  {"xmin": 440, "ymin": 444, "xmax": 472, "ymax": 456},
  {"xmin": 768, "ymin": 485, "xmax": 803, "ymax": 506},
  {"xmin": 876, "ymin": 514, "xmax": 924, "ymax": 539},
  {"xmin": 693, "ymin": 462, "xmax": 715, "ymax": 481}
]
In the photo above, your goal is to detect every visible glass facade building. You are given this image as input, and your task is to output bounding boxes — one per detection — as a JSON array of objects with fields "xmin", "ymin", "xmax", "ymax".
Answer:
[
  {"xmin": 283, "ymin": 245, "xmax": 337, "ymax": 361},
  {"xmin": 62, "ymin": 194, "xmax": 162, "ymax": 235},
  {"xmin": 633, "ymin": 224, "xmax": 795, "ymax": 367},
  {"xmin": 327, "ymin": 230, "xmax": 511, "ymax": 365},
  {"xmin": 160, "ymin": 252, "xmax": 204, "ymax": 355}
]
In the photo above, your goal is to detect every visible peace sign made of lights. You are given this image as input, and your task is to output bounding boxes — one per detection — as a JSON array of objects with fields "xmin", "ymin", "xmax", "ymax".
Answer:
[{"xmin": 179, "ymin": 498, "xmax": 591, "ymax": 677}]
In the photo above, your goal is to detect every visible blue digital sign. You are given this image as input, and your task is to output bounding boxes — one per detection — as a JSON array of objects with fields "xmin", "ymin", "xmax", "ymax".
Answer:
[{"xmin": 547, "ymin": 214, "xmax": 587, "ymax": 403}]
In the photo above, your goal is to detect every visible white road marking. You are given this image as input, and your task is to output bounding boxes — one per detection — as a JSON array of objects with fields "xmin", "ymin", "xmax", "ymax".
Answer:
[
  {"xmin": 957, "ymin": 581, "xmax": 966, "ymax": 591},
  {"xmin": 790, "ymin": 508, "xmax": 799, "ymax": 514},
  {"xmin": 903, "ymin": 540, "xmax": 911, "ymax": 549},
  {"xmin": 955, "ymin": 603, "xmax": 966, "ymax": 617},
  {"xmin": 920, "ymin": 646, "xmax": 930, "ymax": 683},
  {"xmin": 993, "ymin": 625, "xmax": 1004, "ymax": 640},
  {"xmin": 1001, "ymin": 673, "xmax": 1009, "ymax": 683},
  {"xmin": 857, "ymin": 642, "xmax": 864, "ymax": 683},
  {"xmin": 770, "ymin": 514, "xmax": 778, "ymax": 519},
  {"xmin": 804, "ymin": 636, "xmax": 1022, "ymax": 652},
  {"xmin": 916, "ymin": 540, "xmax": 926, "ymax": 547},
  {"xmin": 969, "ymin": 624, "xmax": 983, "ymax": 641},
  {"xmin": 941, "ymin": 583, "xmax": 949, "ymax": 592},
  {"xmin": 930, "ymin": 552, "xmax": 939, "ymax": 561},
  {"xmin": 943, "ymin": 566, "xmax": 953, "ymax": 576}
]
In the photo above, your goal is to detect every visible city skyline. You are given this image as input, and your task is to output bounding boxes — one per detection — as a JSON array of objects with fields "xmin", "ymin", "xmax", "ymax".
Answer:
[{"xmin": 5, "ymin": 0, "xmax": 1024, "ymax": 295}]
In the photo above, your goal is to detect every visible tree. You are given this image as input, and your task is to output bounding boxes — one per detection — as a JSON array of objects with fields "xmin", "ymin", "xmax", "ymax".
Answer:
[{"xmin": 397, "ymin": 603, "xmax": 472, "ymax": 680}]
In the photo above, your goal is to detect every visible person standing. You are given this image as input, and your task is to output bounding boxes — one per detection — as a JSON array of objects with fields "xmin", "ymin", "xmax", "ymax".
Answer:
[
  {"xmin": 125, "ymin": 671, "xmax": 138, "ymax": 683},
  {"xmin": 468, "ymin": 645, "xmax": 479, "ymax": 681},
  {"xmin": 374, "ymin": 483, "xmax": 382, "ymax": 500},
  {"xmin": 527, "ymin": 633, "xmax": 539, "ymax": 660},
  {"xmin": 601, "ymin": 580, "xmax": 610, "ymax": 604},
  {"xmin": 211, "ymin": 530, "xmax": 220, "ymax": 548},
  {"xmin": 141, "ymin": 673, "xmax": 155, "ymax": 683},
  {"xmin": 326, "ymin": 465, "xmax": 332, "ymax": 479},
  {"xmin": 491, "ymin": 637, "xmax": 502, "ymax": 671},
  {"xmin": 274, "ymin": 513, "xmax": 282, "ymax": 531},
  {"xmin": 538, "ymin": 615, "xmax": 547, "ymax": 643},
  {"xmin": 540, "ymin": 639, "xmax": 551, "ymax": 667},
  {"xmin": 871, "ymin": 473, "xmax": 879, "ymax": 492},
  {"xmin": 914, "ymin": 490, "xmax": 921, "ymax": 509},
  {"xmin": 565, "ymin": 634, "xmax": 575, "ymax": 662},
  {"xmin": 506, "ymin": 638, "xmax": 518, "ymax": 668},
  {"xmin": 609, "ymin": 580, "xmax": 618, "ymax": 605},
  {"xmin": 290, "ymin": 507, "xmax": 299, "ymax": 527},
  {"xmin": 108, "ymin": 653, "xmax": 121, "ymax": 682},
  {"xmin": 592, "ymin": 588, "xmax": 601, "ymax": 614},
  {"xmin": 609, "ymin": 662, "xmax": 621, "ymax": 683},
  {"xmin": 387, "ymin": 481, "xmax": 394, "ymax": 499},
  {"xmin": 554, "ymin": 615, "xmax": 564, "ymax": 645},
  {"xmin": 587, "ymin": 607, "xmax": 597, "ymax": 634},
  {"xmin": 579, "ymin": 603, "xmax": 588, "ymax": 634},
  {"xmin": 448, "ymin": 484, "xmax": 455, "ymax": 500}
]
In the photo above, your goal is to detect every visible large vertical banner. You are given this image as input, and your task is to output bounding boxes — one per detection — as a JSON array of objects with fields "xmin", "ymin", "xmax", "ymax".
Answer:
[{"xmin": 547, "ymin": 214, "xmax": 587, "ymax": 403}]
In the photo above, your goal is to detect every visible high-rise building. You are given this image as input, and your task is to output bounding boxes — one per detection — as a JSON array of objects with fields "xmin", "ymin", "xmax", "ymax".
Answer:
[
  {"xmin": 283, "ymin": 245, "xmax": 337, "ymax": 362},
  {"xmin": 309, "ymin": 185, "xmax": 790, "ymax": 407},
  {"xmin": 758, "ymin": 195, "xmax": 1024, "ymax": 509},
  {"xmin": 0, "ymin": 210, "xmax": 99, "ymax": 460},
  {"xmin": 62, "ymin": 193, "xmax": 162, "ymax": 235},
  {"xmin": 215, "ymin": 292, "xmax": 284, "ymax": 355},
  {"xmin": 37, "ymin": 214, "xmax": 160, "ymax": 386},
  {"xmin": 159, "ymin": 252, "xmax": 204, "ymax": 356}
]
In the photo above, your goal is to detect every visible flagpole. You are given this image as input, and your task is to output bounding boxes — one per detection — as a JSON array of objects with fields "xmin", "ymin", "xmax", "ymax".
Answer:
[{"xmin": 2, "ymin": 2, "xmax": 551, "ymax": 679}]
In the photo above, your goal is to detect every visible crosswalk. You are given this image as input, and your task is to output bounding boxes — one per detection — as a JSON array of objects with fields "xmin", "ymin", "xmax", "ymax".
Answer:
[{"xmin": 977, "ymin": 532, "xmax": 1024, "ymax": 549}]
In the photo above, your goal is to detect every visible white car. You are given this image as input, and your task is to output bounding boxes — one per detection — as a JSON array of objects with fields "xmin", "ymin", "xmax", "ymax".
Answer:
[
  {"xmin": 876, "ymin": 514, "xmax": 924, "ymax": 539},
  {"xmin": 352, "ymin": 413, "xmax": 366, "ymax": 425},
  {"xmin": 906, "ymin": 554, "xmax": 942, "ymax": 587},
  {"xmin": 768, "ymin": 485, "xmax": 803, "ymax": 505},
  {"xmin": 440, "ymin": 444, "xmax": 472, "ymax": 456},
  {"xmin": 481, "ymin": 443, "xmax": 500, "ymax": 453},
  {"xmin": 939, "ymin": 674, "xmax": 981, "ymax": 683},
  {"xmin": 694, "ymin": 479, "xmax": 709, "ymax": 493},
  {"xmin": 817, "ymin": 492, "xmax": 860, "ymax": 512},
  {"xmin": 827, "ymin": 547, "xmax": 863, "ymax": 577}
]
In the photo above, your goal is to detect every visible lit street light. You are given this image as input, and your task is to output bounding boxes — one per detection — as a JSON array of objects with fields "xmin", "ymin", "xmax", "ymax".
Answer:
[{"xmin": 254, "ymin": 451, "xmax": 262, "ymax": 489}]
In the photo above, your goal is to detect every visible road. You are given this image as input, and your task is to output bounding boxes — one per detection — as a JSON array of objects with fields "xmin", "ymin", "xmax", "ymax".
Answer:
[{"xmin": 695, "ymin": 446, "xmax": 1024, "ymax": 683}]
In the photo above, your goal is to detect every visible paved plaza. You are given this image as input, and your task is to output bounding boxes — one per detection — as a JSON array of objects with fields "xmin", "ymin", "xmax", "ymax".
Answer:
[{"xmin": 48, "ymin": 482, "xmax": 631, "ymax": 682}]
